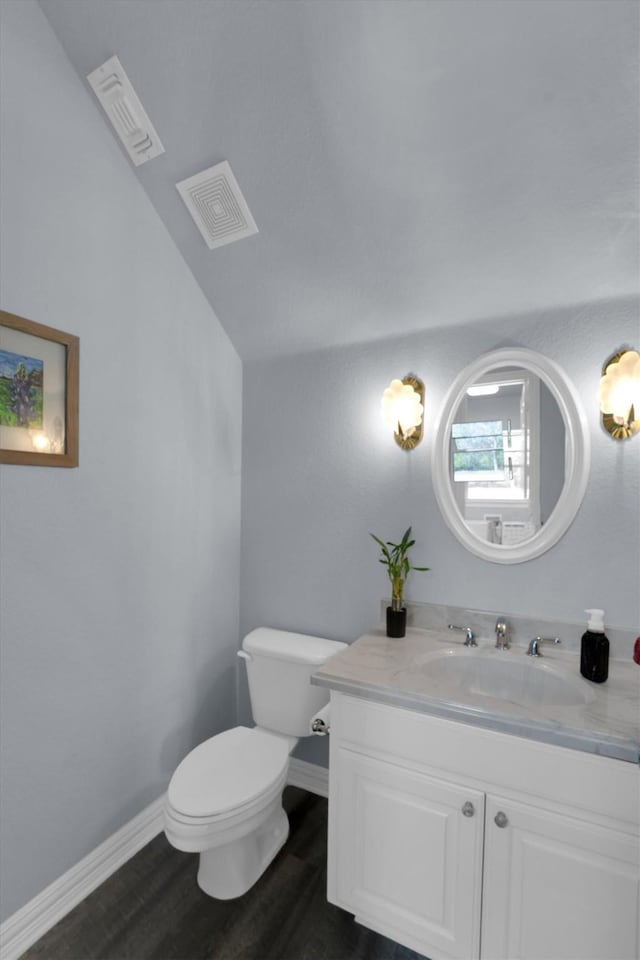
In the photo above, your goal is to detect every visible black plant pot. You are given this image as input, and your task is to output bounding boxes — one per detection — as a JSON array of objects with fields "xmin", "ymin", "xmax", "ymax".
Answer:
[{"xmin": 386, "ymin": 605, "xmax": 407, "ymax": 638}]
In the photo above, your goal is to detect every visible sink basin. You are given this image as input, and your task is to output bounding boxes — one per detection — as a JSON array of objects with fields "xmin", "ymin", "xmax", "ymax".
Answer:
[{"xmin": 413, "ymin": 648, "xmax": 595, "ymax": 708}]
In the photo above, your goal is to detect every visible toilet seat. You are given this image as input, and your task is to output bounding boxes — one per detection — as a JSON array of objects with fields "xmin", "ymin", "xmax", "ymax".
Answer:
[{"xmin": 167, "ymin": 726, "xmax": 292, "ymax": 820}]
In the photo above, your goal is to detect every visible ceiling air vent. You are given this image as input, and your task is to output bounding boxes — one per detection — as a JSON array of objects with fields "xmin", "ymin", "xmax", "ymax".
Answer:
[
  {"xmin": 87, "ymin": 55, "xmax": 165, "ymax": 167},
  {"xmin": 176, "ymin": 161, "xmax": 259, "ymax": 250}
]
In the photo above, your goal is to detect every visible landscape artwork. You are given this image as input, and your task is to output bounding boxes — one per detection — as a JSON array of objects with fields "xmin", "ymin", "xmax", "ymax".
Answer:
[{"xmin": 0, "ymin": 348, "xmax": 44, "ymax": 429}]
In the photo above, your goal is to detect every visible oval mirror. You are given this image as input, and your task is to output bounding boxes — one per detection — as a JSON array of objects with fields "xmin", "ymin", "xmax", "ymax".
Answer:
[{"xmin": 433, "ymin": 348, "xmax": 590, "ymax": 563}]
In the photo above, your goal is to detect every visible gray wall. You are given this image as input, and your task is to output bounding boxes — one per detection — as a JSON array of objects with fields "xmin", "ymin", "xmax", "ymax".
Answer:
[
  {"xmin": 0, "ymin": 1, "xmax": 242, "ymax": 921},
  {"xmin": 240, "ymin": 299, "xmax": 640, "ymax": 759}
]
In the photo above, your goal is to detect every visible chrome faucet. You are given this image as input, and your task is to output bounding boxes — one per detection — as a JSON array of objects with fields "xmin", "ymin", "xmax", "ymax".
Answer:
[
  {"xmin": 527, "ymin": 636, "xmax": 561, "ymax": 657},
  {"xmin": 448, "ymin": 624, "xmax": 477, "ymax": 647},
  {"xmin": 495, "ymin": 617, "xmax": 510, "ymax": 650}
]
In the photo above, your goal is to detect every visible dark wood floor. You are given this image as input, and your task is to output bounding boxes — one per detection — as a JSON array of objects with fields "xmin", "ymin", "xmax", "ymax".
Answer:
[{"xmin": 21, "ymin": 788, "xmax": 427, "ymax": 960}]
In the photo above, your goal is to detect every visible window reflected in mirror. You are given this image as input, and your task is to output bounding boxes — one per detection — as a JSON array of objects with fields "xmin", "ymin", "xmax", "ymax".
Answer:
[
  {"xmin": 449, "ymin": 370, "xmax": 565, "ymax": 546},
  {"xmin": 451, "ymin": 419, "xmax": 506, "ymax": 483}
]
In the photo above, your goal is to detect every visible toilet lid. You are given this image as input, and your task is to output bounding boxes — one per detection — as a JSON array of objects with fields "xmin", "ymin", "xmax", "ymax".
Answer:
[{"xmin": 167, "ymin": 726, "xmax": 290, "ymax": 818}]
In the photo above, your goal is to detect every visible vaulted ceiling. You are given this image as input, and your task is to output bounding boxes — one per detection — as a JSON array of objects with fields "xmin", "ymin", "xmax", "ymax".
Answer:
[{"xmin": 40, "ymin": 0, "xmax": 639, "ymax": 361}]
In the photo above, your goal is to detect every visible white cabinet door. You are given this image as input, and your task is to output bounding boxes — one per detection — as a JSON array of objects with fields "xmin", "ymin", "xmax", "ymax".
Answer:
[
  {"xmin": 481, "ymin": 794, "xmax": 640, "ymax": 960},
  {"xmin": 330, "ymin": 747, "xmax": 485, "ymax": 960}
]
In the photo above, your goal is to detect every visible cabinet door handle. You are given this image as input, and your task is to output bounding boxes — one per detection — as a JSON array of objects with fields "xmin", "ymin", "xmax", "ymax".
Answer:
[
  {"xmin": 462, "ymin": 801, "xmax": 475, "ymax": 817},
  {"xmin": 494, "ymin": 811, "xmax": 509, "ymax": 828}
]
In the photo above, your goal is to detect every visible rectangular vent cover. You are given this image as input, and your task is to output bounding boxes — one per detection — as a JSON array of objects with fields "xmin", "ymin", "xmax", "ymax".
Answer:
[
  {"xmin": 176, "ymin": 161, "xmax": 259, "ymax": 249},
  {"xmin": 87, "ymin": 55, "xmax": 164, "ymax": 166}
]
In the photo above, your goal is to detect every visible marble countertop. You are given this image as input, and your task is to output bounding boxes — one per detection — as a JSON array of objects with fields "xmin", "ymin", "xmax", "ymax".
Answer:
[{"xmin": 312, "ymin": 627, "xmax": 640, "ymax": 764}]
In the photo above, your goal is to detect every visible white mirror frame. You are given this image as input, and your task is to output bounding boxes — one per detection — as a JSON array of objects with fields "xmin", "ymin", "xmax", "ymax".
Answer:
[{"xmin": 433, "ymin": 348, "xmax": 591, "ymax": 563}]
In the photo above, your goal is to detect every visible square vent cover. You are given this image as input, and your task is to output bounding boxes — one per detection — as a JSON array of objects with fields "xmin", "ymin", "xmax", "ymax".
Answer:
[
  {"xmin": 176, "ymin": 161, "xmax": 258, "ymax": 250},
  {"xmin": 87, "ymin": 55, "xmax": 164, "ymax": 167}
]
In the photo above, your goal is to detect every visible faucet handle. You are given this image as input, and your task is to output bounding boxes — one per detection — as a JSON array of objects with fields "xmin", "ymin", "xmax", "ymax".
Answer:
[
  {"xmin": 448, "ymin": 624, "xmax": 477, "ymax": 647},
  {"xmin": 495, "ymin": 616, "xmax": 510, "ymax": 649},
  {"xmin": 527, "ymin": 636, "xmax": 561, "ymax": 657}
]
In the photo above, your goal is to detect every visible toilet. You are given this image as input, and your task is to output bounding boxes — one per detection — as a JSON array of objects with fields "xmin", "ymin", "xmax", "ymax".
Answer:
[{"xmin": 164, "ymin": 627, "xmax": 347, "ymax": 899}]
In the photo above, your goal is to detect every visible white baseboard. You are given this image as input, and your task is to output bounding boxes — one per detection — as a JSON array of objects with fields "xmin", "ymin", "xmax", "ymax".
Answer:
[
  {"xmin": 287, "ymin": 757, "xmax": 329, "ymax": 798},
  {"xmin": 0, "ymin": 794, "xmax": 165, "ymax": 960},
  {"xmin": 0, "ymin": 763, "xmax": 329, "ymax": 959}
]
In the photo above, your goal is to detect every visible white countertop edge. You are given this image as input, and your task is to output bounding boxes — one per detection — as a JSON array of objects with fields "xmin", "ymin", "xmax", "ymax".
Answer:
[{"xmin": 312, "ymin": 672, "xmax": 638, "ymax": 764}]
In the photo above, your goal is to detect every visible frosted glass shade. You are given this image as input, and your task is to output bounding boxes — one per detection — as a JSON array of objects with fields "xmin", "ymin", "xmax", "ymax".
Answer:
[
  {"xmin": 598, "ymin": 350, "xmax": 640, "ymax": 425},
  {"xmin": 382, "ymin": 379, "xmax": 424, "ymax": 436}
]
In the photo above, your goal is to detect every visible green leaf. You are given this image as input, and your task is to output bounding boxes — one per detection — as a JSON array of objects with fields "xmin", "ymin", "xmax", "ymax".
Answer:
[
  {"xmin": 399, "ymin": 527, "xmax": 412, "ymax": 548},
  {"xmin": 371, "ymin": 526, "xmax": 430, "ymax": 588}
]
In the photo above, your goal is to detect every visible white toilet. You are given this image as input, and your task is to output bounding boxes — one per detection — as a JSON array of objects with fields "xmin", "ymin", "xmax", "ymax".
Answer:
[{"xmin": 164, "ymin": 627, "xmax": 347, "ymax": 899}]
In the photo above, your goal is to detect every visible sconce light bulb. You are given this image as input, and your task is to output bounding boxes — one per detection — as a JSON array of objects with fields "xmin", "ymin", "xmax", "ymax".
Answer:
[
  {"xmin": 598, "ymin": 350, "xmax": 640, "ymax": 426},
  {"xmin": 382, "ymin": 378, "xmax": 424, "ymax": 435}
]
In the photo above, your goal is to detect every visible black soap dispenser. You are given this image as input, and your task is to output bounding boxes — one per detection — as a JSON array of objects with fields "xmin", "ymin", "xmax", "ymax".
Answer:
[{"xmin": 580, "ymin": 608, "xmax": 609, "ymax": 683}]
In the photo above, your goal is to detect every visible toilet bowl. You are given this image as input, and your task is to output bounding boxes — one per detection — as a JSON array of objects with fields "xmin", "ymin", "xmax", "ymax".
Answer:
[
  {"xmin": 165, "ymin": 726, "xmax": 297, "ymax": 898},
  {"xmin": 163, "ymin": 627, "xmax": 348, "ymax": 900}
]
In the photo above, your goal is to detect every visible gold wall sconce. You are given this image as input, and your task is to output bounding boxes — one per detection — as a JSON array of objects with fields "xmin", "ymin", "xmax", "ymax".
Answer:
[
  {"xmin": 598, "ymin": 348, "xmax": 640, "ymax": 440},
  {"xmin": 382, "ymin": 375, "xmax": 425, "ymax": 450}
]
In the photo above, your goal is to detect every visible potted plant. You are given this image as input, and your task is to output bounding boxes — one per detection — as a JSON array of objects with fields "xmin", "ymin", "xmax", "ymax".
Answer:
[{"xmin": 370, "ymin": 526, "xmax": 430, "ymax": 637}]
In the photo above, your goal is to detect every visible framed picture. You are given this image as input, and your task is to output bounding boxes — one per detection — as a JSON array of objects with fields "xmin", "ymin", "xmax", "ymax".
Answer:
[{"xmin": 0, "ymin": 310, "xmax": 79, "ymax": 467}]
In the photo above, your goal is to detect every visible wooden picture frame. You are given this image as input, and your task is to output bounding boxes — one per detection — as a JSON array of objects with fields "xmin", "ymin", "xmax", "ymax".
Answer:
[{"xmin": 0, "ymin": 310, "xmax": 79, "ymax": 467}]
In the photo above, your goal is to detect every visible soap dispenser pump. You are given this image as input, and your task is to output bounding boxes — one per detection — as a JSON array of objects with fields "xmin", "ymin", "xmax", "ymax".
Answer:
[{"xmin": 580, "ymin": 609, "xmax": 609, "ymax": 683}]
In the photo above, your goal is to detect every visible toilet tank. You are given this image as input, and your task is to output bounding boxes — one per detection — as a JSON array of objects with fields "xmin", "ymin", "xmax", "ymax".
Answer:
[{"xmin": 242, "ymin": 628, "xmax": 348, "ymax": 737}]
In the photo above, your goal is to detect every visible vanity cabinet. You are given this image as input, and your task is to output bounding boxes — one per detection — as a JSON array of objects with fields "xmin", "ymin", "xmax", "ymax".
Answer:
[
  {"xmin": 327, "ymin": 693, "xmax": 639, "ymax": 960},
  {"xmin": 481, "ymin": 793, "xmax": 638, "ymax": 959},
  {"xmin": 332, "ymin": 748, "xmax": 485, "ymax": 959}
]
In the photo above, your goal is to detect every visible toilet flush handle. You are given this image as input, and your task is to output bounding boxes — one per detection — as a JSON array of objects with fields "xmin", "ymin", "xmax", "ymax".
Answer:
[{"xmin": 237, "ymin": 650, "xmax": 252, "ymax": 662}]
